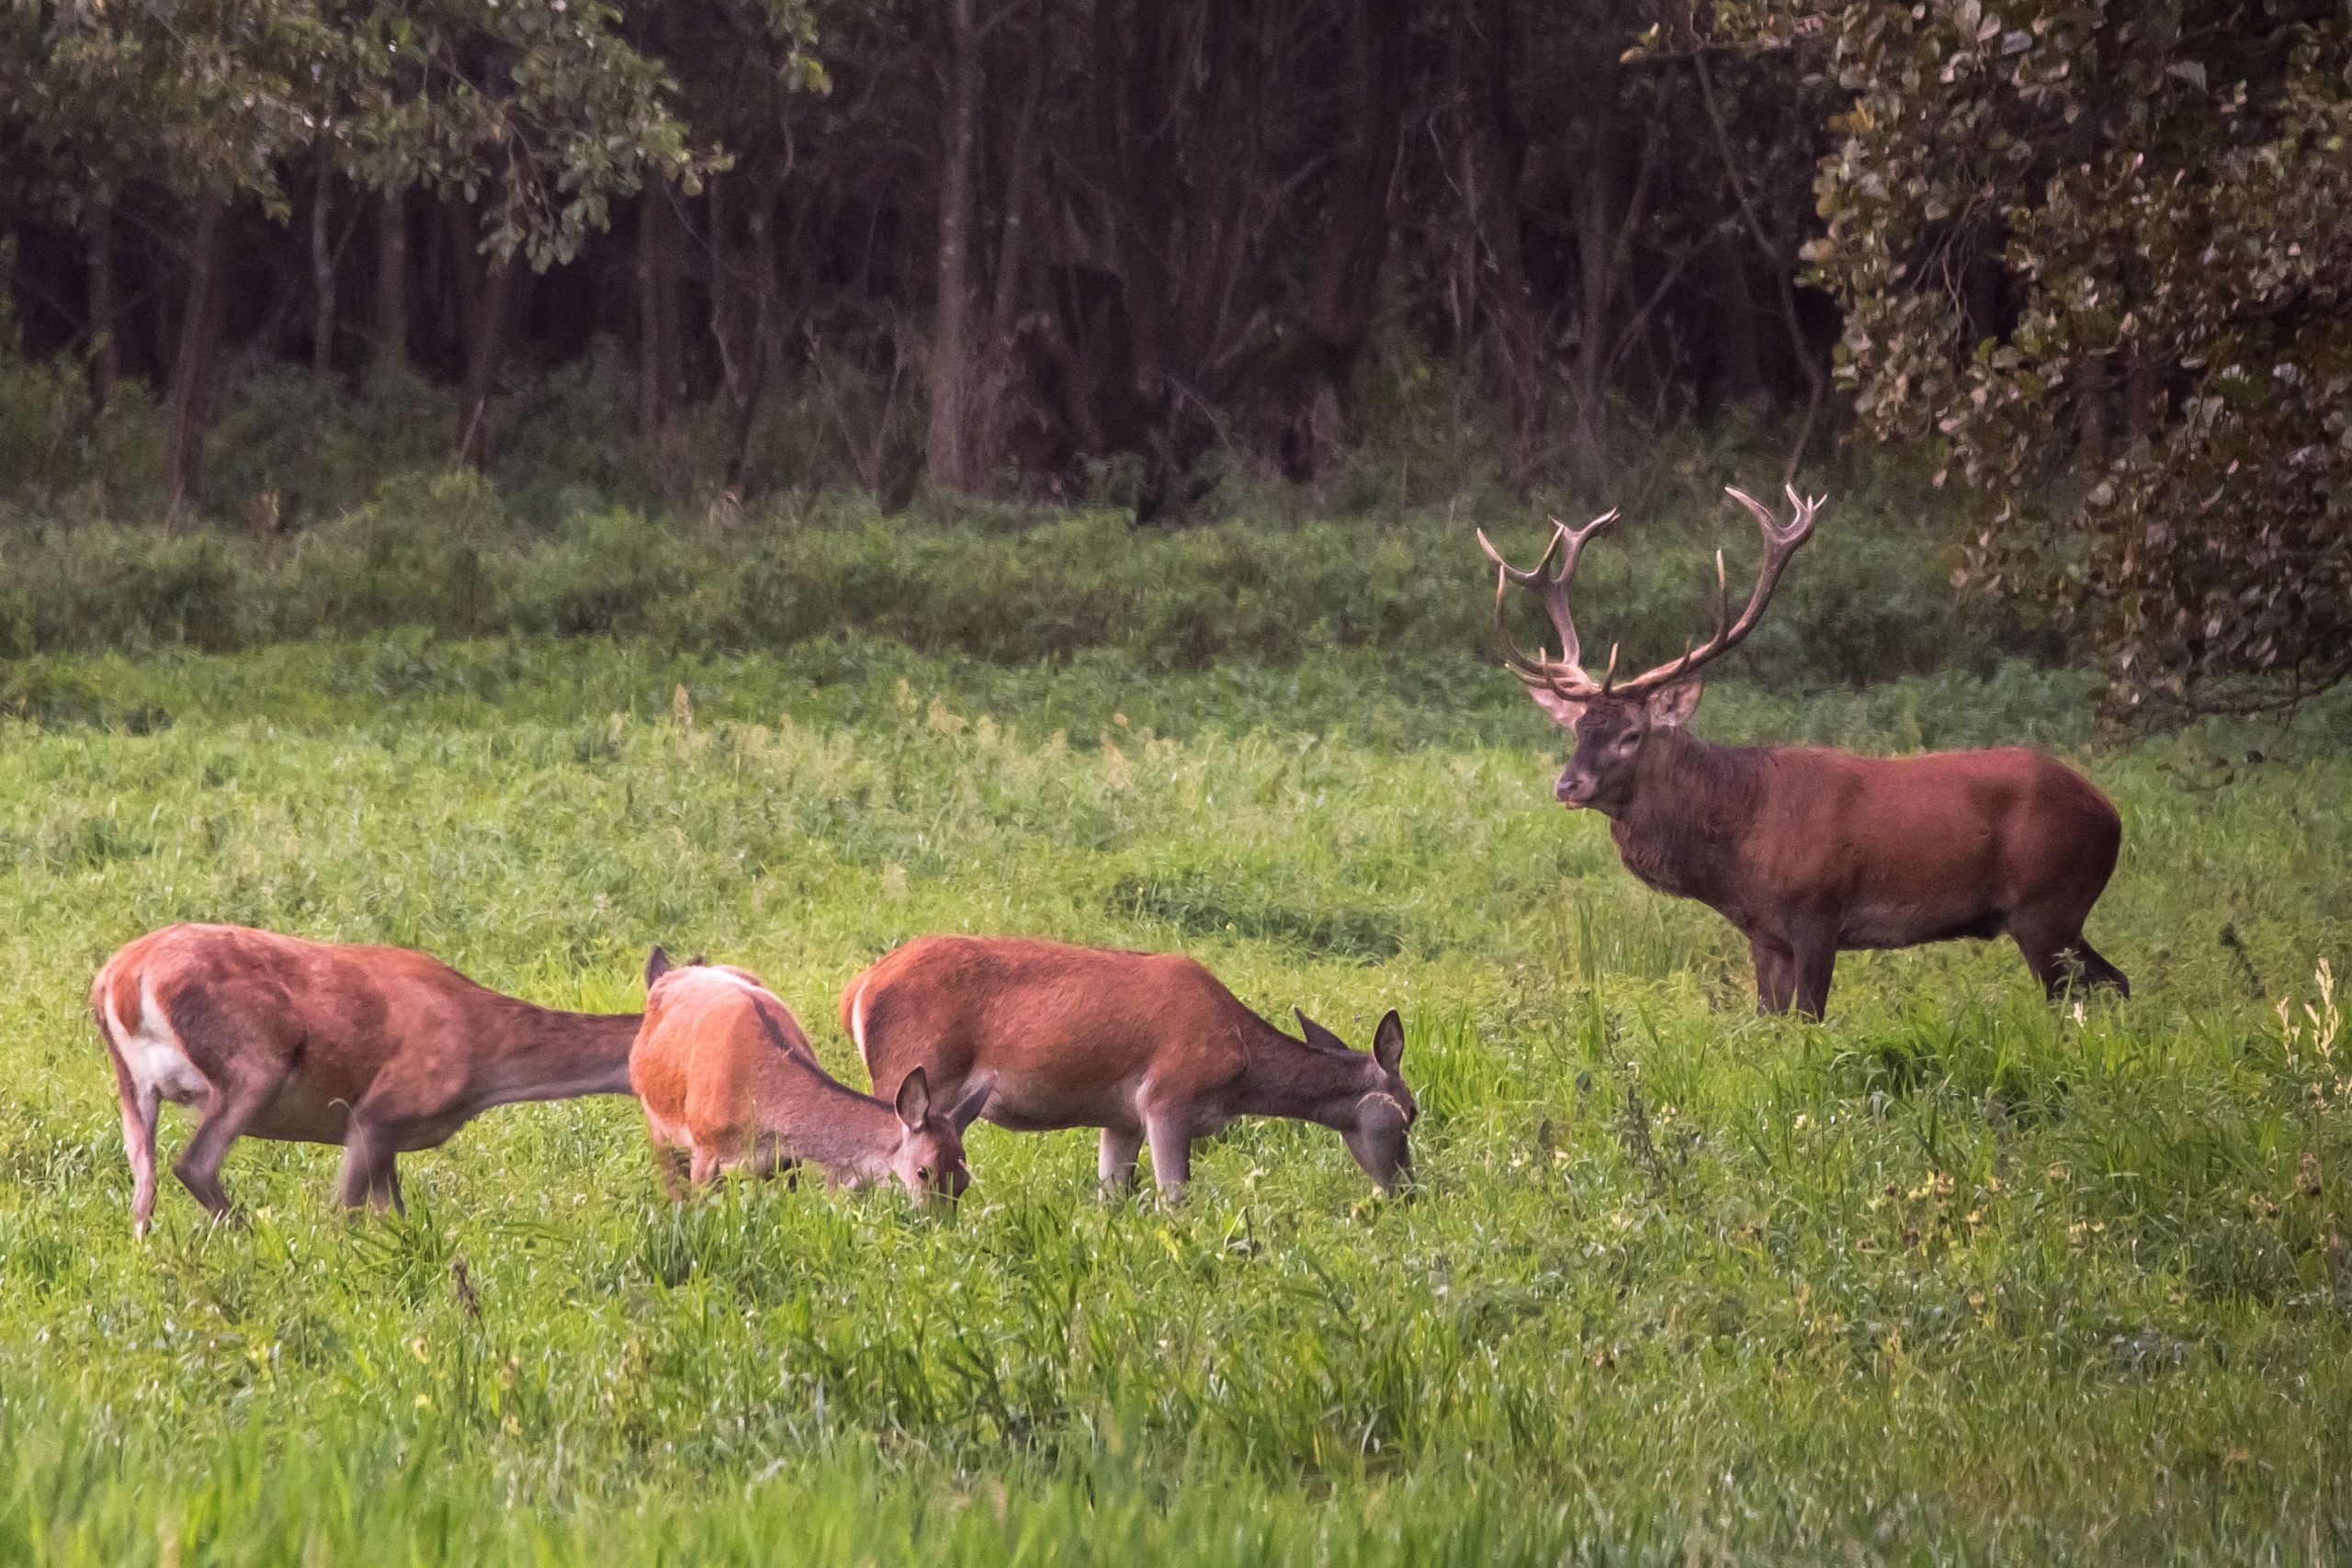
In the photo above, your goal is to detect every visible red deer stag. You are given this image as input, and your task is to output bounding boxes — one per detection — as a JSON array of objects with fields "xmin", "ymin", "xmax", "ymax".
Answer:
[
  {"xmin": 90, "ymin": 922, "xmax": 641, "ymax": 1235},
  {"xmin": 1478, "ymin": 487, "xmax": 2128, "ymax": 1018},
  {"xmin": 841, "ymin": 935, "xmax": 1414, "ymax": 1198},
  {"xmin": 630, "ymin": 948, "xmax": 986, "ymax": 1202}
]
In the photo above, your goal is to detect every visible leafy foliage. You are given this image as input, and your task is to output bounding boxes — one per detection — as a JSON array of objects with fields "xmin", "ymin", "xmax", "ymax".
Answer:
[{"xmin": 1800, "ymin": 0, "xmax": 2352, "ymax": 713}]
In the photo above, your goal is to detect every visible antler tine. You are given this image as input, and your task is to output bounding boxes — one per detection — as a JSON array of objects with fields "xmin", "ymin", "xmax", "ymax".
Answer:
[
  {"xmin": 1613, "ymin": 486, "xmax": 1826, "ymax": 695},
  {"xmin": 1476, "ymin": 508, "xmax": 1620, "ymax": 695}
]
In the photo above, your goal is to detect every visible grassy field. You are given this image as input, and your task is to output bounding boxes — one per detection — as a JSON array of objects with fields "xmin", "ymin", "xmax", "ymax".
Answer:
[{"xmin": 1, "ymin": 623, "xmax": 2347, "ymax": 1563}]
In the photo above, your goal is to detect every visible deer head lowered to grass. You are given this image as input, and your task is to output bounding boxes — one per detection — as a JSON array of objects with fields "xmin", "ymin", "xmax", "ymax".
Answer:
[
  {"xmin": 840, "ymin": 934, "xmax": 1415, "ymax": 1199},
  {"xmin": 1478, "ymin": 485, "xmax": 2129, "ymax": 1019},
  {"xmin": 628, "ymin": 947, "xmax": 987, "ymax": 1203}
]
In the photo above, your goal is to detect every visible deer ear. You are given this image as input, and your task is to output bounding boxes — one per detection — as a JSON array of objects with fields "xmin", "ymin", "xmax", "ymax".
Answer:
[
  {"xmin": 1295, "ymin": 1009, "xmax": 1349, "ymax": 1053},
  {"xmin": 894, "ymin": 1066, "xmax": 932, "ymax": 1131},
  {"xmin": 946, "ymin": 1085, "xmax": 991, "ymax": 1133},
  {"xmin": 1645, "ymin": 681, "xmax": 1702, "ymax": 728},
  {"xmin": 1527, "ymin": 687, "xmax": 1589, "ymax": 730},
  {"xmin": 1372, "ymin": 1009, "xmax": 1405, "ymax": 1073},
  {"xmin": 644, "ymin": 946, "xmax": 673, "ymax": 988}
]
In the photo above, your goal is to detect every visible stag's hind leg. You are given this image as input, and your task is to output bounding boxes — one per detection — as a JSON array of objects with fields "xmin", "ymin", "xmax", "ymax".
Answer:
[{"xmin": 2012, "ymin": 910, "xmax": 2130, "ymax": 1001}]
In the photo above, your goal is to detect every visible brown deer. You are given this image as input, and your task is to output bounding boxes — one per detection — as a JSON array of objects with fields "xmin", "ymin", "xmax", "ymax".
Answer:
[
  {"xmin": 90, "ymin": 922, "xmax": 641, "ymax": 1235},
  {"xmin": 630, "ymin": 948, "xmax": 986, "ymax": 1202},
  {"xmin": 1478, "ymin": 486, "xmax": 2128, "ymax": 1019},
  {"xmin": 840, "ymin": 935, "xmax": 1414, "ymax": 1198}
]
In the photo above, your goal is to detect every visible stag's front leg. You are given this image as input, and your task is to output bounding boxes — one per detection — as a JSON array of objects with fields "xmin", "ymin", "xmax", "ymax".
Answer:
[
  {"xmin": 1750, "ymin": 939, "xmax": 1796, "ymax": 1015},
  {"xmin": 1787, "ymin": 920, "xmax": 1838, "ymax": 1021}
]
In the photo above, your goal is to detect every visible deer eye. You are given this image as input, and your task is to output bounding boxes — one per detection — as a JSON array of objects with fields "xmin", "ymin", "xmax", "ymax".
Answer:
[{"xmin": 917, "ymin": 1166, "xmax": 932, "ymax": 1181}]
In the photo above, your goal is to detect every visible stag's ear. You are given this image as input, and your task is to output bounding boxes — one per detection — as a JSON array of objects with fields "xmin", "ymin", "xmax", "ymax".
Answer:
[
  {"xmin": 644, "ymin": 945, "xmax": 673, "ymax": 988},
  {"xmin": 1527, "ymin": 687, "xmax": 1589, "ymax": 730},
  {"xmin": 894, "ymin": 1066, "xmax": 933, "ymax": 1131},
  {"xmin": 1295, "ymin": 1009, "xmax": 1351, "ymax": 1054},
  {"xmin": 1372, "ymin": 1009, "xmax": 1405, "ymax": 1073},
  {"xmin": 946, "ymin": 1085, "xmax": 991, "ymax": 1133},
  {"xmin": 1645, "ymin": 681, "xmax": 1702, "ymax": 728}
]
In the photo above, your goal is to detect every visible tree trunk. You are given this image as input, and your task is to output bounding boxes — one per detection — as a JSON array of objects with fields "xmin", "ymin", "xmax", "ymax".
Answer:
[
  {"xmin": 165, "ymin": 202, "xmax": 229, "ymax": 522},
  {"xmin": 86, "ymin": 198, "xmax": 119, "ymax": 400},
  {"xmin": 1466, "ymin": 0, "xmax": 1541, "ymax": 495},
  {"xmin": 457, "ymin": 250, "xmax": 514, "ymax": 468},
  {"xmin": 1284, "ymin": 0, "xmax": 1408, "ymax": 483},
  {"xmin": 311, "ymin": 144, "xmax": 337, "ymax": 377},
  {"xmin": 924, "ymin": 0, "xmax": 986, "ymax": 493},
  {"xmin": 375, "ymin": 190, "xmax": 408, "ymax": 378}
]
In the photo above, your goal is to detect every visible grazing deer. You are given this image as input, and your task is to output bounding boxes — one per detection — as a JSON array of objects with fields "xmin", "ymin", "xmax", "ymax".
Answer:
[
  {"xmin": 90, "ymin": 922, "xmax": 641, "ymax": 1236},
  {"xmin": 629, "ymin": 948, "xmax": 986, "ymax": 1202},
  {"xmin": 841, "ymin": 935, "xmax": 1415, "ymax": 1197},
  {"xmin": 1478, "ymin": 486, "xmax": 2128, "ymax": 1019}
]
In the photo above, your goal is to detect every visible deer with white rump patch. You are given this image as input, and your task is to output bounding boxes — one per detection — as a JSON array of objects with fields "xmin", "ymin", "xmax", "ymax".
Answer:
[
  {"xmin": 629, "ymin": 948, "xmax": 987, "ymax": 1202},
  {"xmin": 91, "ymin": 922, "xmax": 641, "ymax": 1236},
  {"xmin": 841, "ymin": 935, "xmax": 1415, "ymax": 1198}
]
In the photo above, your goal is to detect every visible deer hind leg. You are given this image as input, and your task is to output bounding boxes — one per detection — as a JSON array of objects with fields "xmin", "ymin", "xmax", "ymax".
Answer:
[
  {"xmin": 172, "ymin": 1073, "xmax": 277, "ymax": 1221},
  {"xmin": 1098, "ymin": 1125, "xmax": 1143, "ymax": 1194},
  {"xmin": 650, "ymin": 1143, "xmax": 692, "ymax": 1201},
  {"xmin": 2011, "ymin": 908, "xmax": 2130, "ymax": 1001},
  {"xmin": 102, "ymin": 1036, "xmax": 164, "ymax": 1237}
]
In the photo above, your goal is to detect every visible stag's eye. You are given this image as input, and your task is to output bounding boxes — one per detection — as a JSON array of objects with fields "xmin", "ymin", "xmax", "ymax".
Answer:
[{"xmin": 917, "ymin": 1166, "xmax": 933, "ymax": 1182}]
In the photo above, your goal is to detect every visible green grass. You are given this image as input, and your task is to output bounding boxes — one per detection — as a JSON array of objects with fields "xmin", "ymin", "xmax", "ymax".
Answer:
[{"xmin": 0, "ymin": 632, "xmax": 2346, "ymax": 1564}]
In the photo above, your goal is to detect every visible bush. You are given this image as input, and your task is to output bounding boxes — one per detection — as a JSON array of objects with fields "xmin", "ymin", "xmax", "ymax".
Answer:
[{"xmin": 0, "ymin": 460, "xmax": 2080, "ymax": 690}]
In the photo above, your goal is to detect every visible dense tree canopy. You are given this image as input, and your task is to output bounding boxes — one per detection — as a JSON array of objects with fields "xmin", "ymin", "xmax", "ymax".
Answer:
[
  {"xmin": 1796, "ymin": 0, "xmax": 2351, "ymax": 712},
  {"xmin": 2, "ymin": 0, "xmax": 2345, "ymax": 713}
]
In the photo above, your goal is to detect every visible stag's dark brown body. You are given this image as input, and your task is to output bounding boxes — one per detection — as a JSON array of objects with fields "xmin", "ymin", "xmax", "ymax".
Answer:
[
  {"xmin": 1481, "ymin": 486, "xmax": 2128, "ymax": 1018},
  {"xmin": 1596, "ymin": 727, "xmax": 2125, "ymax": 1016}
]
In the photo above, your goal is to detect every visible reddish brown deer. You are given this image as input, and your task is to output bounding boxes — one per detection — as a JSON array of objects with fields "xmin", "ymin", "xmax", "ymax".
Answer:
[
  {"xmin": 841, "ymin": 935, "xmax": 1414, "ymax": 1197},
  {"xmin": 630, "ymin": 948, "xmax": 986, "ymax": 1202},
  {"xmin": 90, "ymin": 922, "xmax": 641, "ymax": 1235},
  {"xmin": 1478, "ymin": 486, "xmax": 2128, "ymax": 1018}
]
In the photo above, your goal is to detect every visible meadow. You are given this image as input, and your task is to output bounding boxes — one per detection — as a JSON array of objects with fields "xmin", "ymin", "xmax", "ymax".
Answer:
[{"xmin": 0, "ymin": 501, "xmax": 2348, "ymax": 1563}]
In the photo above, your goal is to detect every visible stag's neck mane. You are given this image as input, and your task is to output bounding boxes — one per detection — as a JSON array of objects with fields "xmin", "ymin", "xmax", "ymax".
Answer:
[{"xmin": 1609, "ymin": 728, "xmax": 1773, "ymax": 905}]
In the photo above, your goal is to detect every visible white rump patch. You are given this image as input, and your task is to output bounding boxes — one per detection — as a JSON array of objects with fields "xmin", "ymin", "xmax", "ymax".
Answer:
[
  {"xmin": 848, "ymin": 978, "xmax": 872, "ymax": 1071},
  {"xmin": 112, "ymin": 978, "xmax": 209, "ymax": 1107}
]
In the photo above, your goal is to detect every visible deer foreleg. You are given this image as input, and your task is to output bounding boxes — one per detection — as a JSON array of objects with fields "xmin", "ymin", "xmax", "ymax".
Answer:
[
  {"xmin": 1098, "ymin": 1126, "xmax": 1143, "ymax": 1193},
  {"xmin": 1749, "ymin": 939, "xmax": 1796, "ymax": 1015},
  {"xmin": 335, "ymin": 1120, "xmax": 401, "ymax": 1212},
  {"xmin": 1143, "ymin": 1111, "xmax": 1193, "ymax": 1201},
  {"xmin": 1788, "ymin": 923, "xmax": 1838, "ymax": 1021}
]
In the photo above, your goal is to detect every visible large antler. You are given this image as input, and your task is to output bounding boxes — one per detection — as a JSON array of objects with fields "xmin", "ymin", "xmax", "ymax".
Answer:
[
  {"xmin": 1476, "ymin": 509, "xmax": 1622, "ymax": 699},
  {"xmin": 1477, "ymin": 485, "xmax": 1825, "ymax": 700}
]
